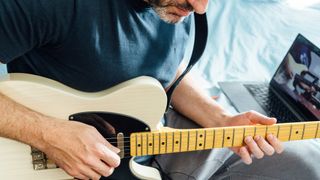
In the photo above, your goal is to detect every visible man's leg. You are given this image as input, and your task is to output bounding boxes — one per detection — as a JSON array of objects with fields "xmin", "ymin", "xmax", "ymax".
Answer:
[
  {"xmin": 211, "ymin": 139, "xmax": 320, "ymax": 180},
  {"xmin": 151, "ymin": 109, "xmax": 234, "ymax": 180}
]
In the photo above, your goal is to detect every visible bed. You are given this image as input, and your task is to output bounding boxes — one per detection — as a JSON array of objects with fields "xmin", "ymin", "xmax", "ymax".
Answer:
[{"xmin": 191, "ymin": 0, "xmax": 320, "ymax": 98}]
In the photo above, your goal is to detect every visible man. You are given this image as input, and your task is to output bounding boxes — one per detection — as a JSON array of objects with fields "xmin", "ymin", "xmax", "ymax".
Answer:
[{"xmin": 0, "ymin": 0, "xmax": 319, "ymax": 179}]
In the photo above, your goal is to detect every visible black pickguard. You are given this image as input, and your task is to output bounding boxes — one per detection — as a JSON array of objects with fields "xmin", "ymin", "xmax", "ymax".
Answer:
[{"xmin": 69, "ymin": 112, "xmax": 151, "ymax": 180}]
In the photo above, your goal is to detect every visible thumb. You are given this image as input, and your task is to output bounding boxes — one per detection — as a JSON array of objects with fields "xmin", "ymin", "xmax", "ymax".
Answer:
[{"xmin": 245, "ymin": 111, "xmax": 277, "ymax": 125}]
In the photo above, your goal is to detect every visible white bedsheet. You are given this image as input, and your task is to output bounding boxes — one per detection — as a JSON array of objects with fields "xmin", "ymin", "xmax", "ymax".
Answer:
[{"xmin": 193, "ymin": 0, "xmax": 320, "ymax": 95}]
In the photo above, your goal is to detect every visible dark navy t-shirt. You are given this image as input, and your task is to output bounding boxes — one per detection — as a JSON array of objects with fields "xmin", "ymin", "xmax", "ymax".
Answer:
[{"xmin": 0, "ymin": 0, "xmax": 193, "ymax": 92}]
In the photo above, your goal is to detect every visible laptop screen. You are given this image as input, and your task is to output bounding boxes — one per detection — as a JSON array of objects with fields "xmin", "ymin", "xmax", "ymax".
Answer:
[{"xmin": 272, "ymin": 34, "xmax": 320, "ymax": 120}]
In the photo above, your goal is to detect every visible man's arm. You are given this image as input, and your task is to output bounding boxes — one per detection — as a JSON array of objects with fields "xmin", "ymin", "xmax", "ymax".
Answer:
[
  {"xmin": 0, "ymin": 92, "xmax": 120, "ymax": 179},
  {"xmin": 170, "ymin": 65, "xmax": 284, "ymax": 164}
]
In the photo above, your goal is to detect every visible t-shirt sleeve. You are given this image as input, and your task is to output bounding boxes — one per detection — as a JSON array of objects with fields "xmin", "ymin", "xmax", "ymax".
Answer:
[
  {"xmin": 0, "ymin": 0, "xmax": 45, "ymax": 63},
  {"xmin": 1, "ymin": 0, "xmax": 73, "ymax": 64}
]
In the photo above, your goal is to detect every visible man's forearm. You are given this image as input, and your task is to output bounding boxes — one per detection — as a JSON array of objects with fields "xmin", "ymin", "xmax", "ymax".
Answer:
[
  {"xmin": 170, "ymin": 69, "xmax": 231, "ymax": 128},
  {"xmin": 0, "ymin": 92, "xmax": 51, "ymax": 150}
]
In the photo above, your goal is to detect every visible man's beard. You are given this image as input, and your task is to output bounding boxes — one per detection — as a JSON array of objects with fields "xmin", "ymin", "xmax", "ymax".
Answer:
[{"xmin": 147, "ymin": 0, "xmax": 194, "ymax": 24}]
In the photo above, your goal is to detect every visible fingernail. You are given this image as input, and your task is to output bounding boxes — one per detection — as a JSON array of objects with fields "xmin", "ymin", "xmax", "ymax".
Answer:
[
  {"xmin": 244, "ymin": 158, "xmax": 252, "ymax": 165},
  {"xmin": 267, "ymin": 134, "xmax": 274, "ymax": 140},
  {"xmin": 245, "ymin": 136, "xmax": 252, "ymax": 143},
  {"xmin": 114, "ymin": 147, "xmax": 120, "ymax": 154},
  {"xmin": 254, "ymin": 135, "xmax": 261, "ymax": 141}
]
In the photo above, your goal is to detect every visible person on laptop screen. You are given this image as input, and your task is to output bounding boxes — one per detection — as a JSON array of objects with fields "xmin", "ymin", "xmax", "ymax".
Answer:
[{"xmin": 274, "ymin": 36, "xmax": 320, "ymax": 117}]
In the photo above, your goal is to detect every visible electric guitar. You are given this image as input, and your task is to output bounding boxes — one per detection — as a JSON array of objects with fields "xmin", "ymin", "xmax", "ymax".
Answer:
[{"xmin": 0, "ymin": 73, "xmax": 319, "ymax": 180}]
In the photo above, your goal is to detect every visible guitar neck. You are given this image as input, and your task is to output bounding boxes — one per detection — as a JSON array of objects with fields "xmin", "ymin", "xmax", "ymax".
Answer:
[{"xmin": 130, "ymin": 121, "xmax": 320, "ymax": 156}]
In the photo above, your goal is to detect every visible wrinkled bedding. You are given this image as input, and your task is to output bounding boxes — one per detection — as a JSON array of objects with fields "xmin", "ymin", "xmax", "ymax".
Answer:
[{"xmin": 193, "ymin": 0, "xmax": 320, "ymax": 95}]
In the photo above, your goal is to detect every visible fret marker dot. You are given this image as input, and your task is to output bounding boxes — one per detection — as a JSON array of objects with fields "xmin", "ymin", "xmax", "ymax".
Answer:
[
  {"xmin": 200, "ymin": 134, "xmax": 203, "ymax": 138},
  {"xmin": 199, "ymin": 143, "xmax": 202, "ymax": 146},
  {"xmin": 175, "ymin": 141, "xmax": 179, "ymax": 144},
  {"xmin": 227, "ymin": 137, "xmax": 230, "ymax": 140},
  {"xmin": 138, "ymin": 144, "xmax": 141, "ymax": 147},
  {"xmin": 296, "ymin": 131, "xmax": 299, "ymax": 134},
  {"xmin": 162, "ymin": 142, "xmax": 165, "ymax": 145},
  {"xmin": 149, "ymin": 143, "xmax": 152, "ymax": 146}
]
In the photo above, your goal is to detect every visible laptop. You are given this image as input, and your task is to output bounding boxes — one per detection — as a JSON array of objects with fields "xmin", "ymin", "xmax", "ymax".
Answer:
[{"xmin": 219, "ymin": 34, "xmax": 320, "ymax": 123}]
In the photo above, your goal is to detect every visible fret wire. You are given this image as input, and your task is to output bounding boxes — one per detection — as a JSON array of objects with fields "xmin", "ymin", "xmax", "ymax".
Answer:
[
  {"xmin": 179, "ymin": 131, "xmax": 182, "ymax": 152},
  {"xmin": 135, "ymin": 134, "xmax": 138, "ymax": 156},
  {"xmin": 172, "ymin": 132, "xmax": 174, "ymax": 153},
  {"xmin": 212, "ymin": 129, "xmax": 215, "ymax": 149},
  {"xmin": 152, "ymin": 133, "xmax": 154, "ymax": 155},
  {"xmin": 146, "ymin": 133, "xmax": 149, "ymax": 155},
  {"xmin": 165, "ymin": 132, "xmax": 167, "ymax": 154},
  {"xmin": 276, "ymin": 125, "xmax": 280, "ymax": 138},
  {"xmin": 289, "ymin": 124, "xmax": 293, "ymax": 141},
  {"xmin": 254, "ymin": 126, "xmax": 257, "ymax": 137},
  {"xmin": 187, "ymin": 130, "xmax": 190, "ymax": 151},
  {"xmin": 232, "ymin": 128, "xmax": 235, "ymax": 147},
  {"xmin": 158, "ymin": 132, "xmax": 160, "ymax": 154},
  {"xmin": 196, "ymin": 130, "xmax": 198, "ymax": 150},
  {"xmin": 222, "ymin": 129, "xmax": 225, "ymax": 148},
  {"xmin": 266, "ymin": 125, "xmax": 268, "ymax": 136},
  {"xmin": 243, "ymin": 127, "xmax": 246, "ymax": 140},
  {"xmin": 302, "ymin": 123, "xmax": 306, "ymax": 140},
  {"xmin": 204, "ymin": 129, "xmax": 207, "ymax": 149},
  {"xmin": 316, "ymin": 123, "xmax": 320, "ymax": 138}
]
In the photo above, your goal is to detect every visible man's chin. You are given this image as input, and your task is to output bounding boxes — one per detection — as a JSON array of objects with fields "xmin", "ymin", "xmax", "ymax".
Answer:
[{"xmin": 159, "ymin": 13, "xmax": 186, "ymax": 24}]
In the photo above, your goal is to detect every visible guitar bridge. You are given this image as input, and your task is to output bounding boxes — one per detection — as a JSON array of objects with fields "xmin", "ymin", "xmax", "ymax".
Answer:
[{"xmin": 31, "ymin": 147, "xmax": 57, "ymax": 170}]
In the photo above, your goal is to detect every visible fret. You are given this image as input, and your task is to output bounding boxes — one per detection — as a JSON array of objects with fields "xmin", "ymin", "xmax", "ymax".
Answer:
[
  {"xmin": 214, "ymin": 129, "xmax": 223, "ymax": 148},
  {"xmin": 276, "ymin": 125, "xmax": 280, "ymax": 138},
  {"xmin": 278, "ymin": 124, "xmax": 291, "ymax": 141},
  {"xmin": 187, "ymin": 131, "xmax": 190, "ymax": 151},
  {"xmin": 266, "ymin": 125, "xmax": 278, "ymax": 137},
  {"xmin": 173, "ymin": 131, "xmax": 181, "ymax": 153},
  {"xmin": 159, "ymin": 132, "xmax": 166, "ymax": 154},
  {"xmin": 303, "ymin": 123, "xmax": 318, "ymax": 139},
  {"xmin": 179, "ymin": 131, "xmax": 182, "ymax": 152},
  {"xmin": 204, "ymin": 129, "xmax": 214, "ymax": 150},
  {"xmin": 223, "ymin": 128, "xmax": 234, "ymax": 148},
  {"xmin": 316, "ymin": 123, "xmax": 320, "ymax": 138},
  {"xmin": 147, "ymin": 133, "xmax": 153, "ymax": 155},
  {"xmin": 302, "ymin": 124, "xmax": 306, "ymax": 140},
  {"xmin": 196, "ymin": 130, "xmax": 205, "ymax": 150},
  {"xmin": 232, "ymin": 128, "xmax": 235, "ymax": 147},
  {"xmin": 288, "ymin": 124, "xmax": 293, "ymax": 141},
  {"xmin": 204, "ymin": 130, "xmax": 207, "ymax": 149},
  {"xmin": 244, "ymin": 126, "xmax": 255, "ymax": 137},
  {"xmin": 233, "ymin": 127, "xmax": 244, "ymax": 147},
  {"xmin": 188, "ymin": 130, "xmax": 197, "ymax": 151},
  {"xmin": 166, "ymin": 132, "xmax": 174, "ymax": 154},
  {"xmin": 290, "ymin": 124, "xmax": 304, "ymax": 141},
  {"xmin": 255, "ymin": 125, "xmax": 267, "ymax": 138},
  {"xmin": 136, "ymin": 134, "xmax": 142, "ymax": 156},
  {"xmin": 141, "ymin": 133, "xmax": 147, "ymax": 156},
  {"xmin": 153, "ymin": 132, "xmax": 160, "ymax": 155},
  {"xmin": 180, "ymin": 131, "xmax": 189, "ymax": 152},
  {"xmin": 130, "ymin": 134, "xmax": 136, "ymax": 156},
  {"xmin": 212, "ymin": 129, "xmax": 216, "ymax": 148}
]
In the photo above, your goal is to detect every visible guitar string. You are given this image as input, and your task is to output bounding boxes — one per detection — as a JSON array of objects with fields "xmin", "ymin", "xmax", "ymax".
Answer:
[
  {"xmin": 105, "ymin": 131, "xmax": 300, "ymax": 144},
  {"xmin": 103, "ymin": 127, "xmax": 309, "ymax": 141}
]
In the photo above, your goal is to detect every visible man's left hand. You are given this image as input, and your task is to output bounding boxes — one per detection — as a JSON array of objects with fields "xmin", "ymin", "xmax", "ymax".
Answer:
[{"xmin": 223, "ymin": 110, "xmax": 284, "ymax": 164}]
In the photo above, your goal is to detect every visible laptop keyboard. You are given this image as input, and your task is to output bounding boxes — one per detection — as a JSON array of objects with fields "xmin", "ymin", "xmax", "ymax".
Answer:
[{"xmin": 244, "ymin": 83, "xmax": 299, "ymax": 123}]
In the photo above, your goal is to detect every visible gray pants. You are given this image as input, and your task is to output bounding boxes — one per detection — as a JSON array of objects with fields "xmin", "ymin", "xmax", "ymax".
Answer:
[{"xmin": 152, "ymin": 109, "xmax": 320, "ymax": 180}]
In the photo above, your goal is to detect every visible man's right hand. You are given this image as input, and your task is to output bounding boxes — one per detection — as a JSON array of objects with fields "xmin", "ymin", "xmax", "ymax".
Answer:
[{"xmin": 42, "ymin": 119, "xmax": 121, "ymax": 180}]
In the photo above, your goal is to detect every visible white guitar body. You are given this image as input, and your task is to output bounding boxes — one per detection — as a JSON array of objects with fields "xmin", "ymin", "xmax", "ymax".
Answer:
[{"xmin": 0, "ymin": 73, "xmax": 167, "ymax": 180}]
